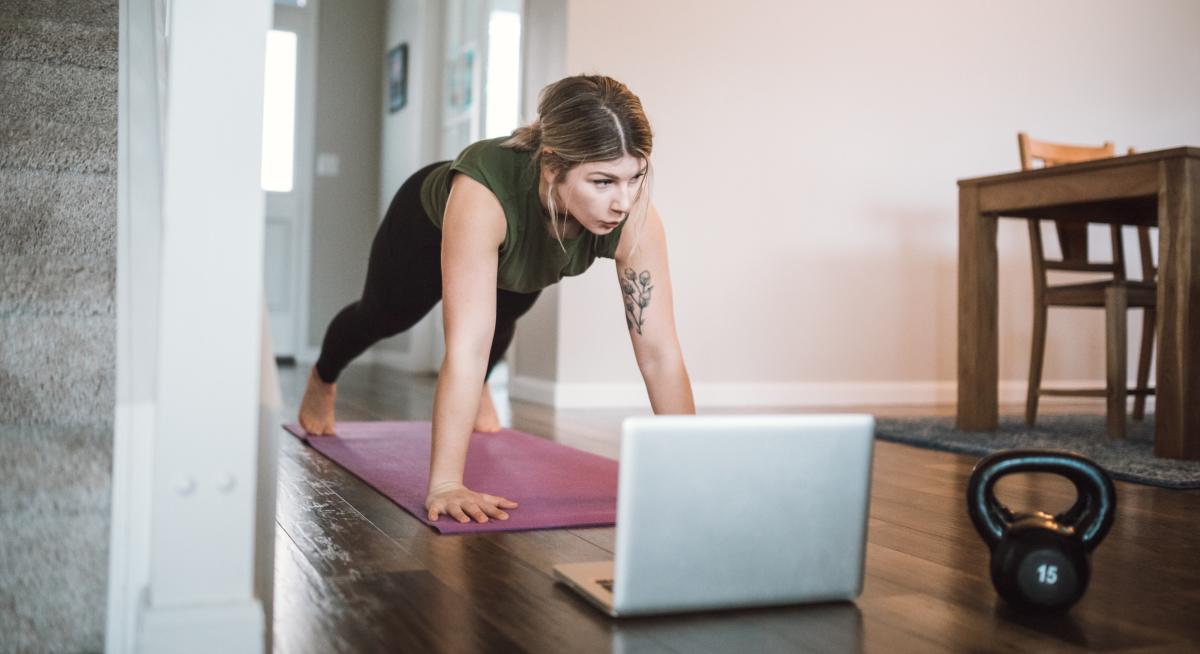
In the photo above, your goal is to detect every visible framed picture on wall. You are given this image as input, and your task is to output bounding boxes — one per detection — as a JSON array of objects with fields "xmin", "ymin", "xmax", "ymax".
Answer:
[
  {"xmin": 446, "ymin": 47, "xmax": 475, "ymax": 114},
  {"xmin": 387, "ymin": 43, "xmax": 408, "ymax": 113}
]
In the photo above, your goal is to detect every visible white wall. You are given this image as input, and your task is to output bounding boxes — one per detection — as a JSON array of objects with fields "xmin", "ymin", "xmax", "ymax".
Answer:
[
  {"xmin": 511, "ymin": 0, "xmax": 567, "ymax": 384},
  {"xmin": 373, "ymin": 0, "xmax": 443, "ymax": 366},
  {"xmin": 305, "ymin": 0, "xmax": 384, "ymax": 350},
  {"xmin": 306, "ymin": 0, "xmax": 501, "ymax": 372},
  {"xmin": 380, "ymin": 0, "xmax": 440, "ymax": 219},
  {"xmin": 539, "ymin": 0, "xmax": 1200, "ymax": 406}
]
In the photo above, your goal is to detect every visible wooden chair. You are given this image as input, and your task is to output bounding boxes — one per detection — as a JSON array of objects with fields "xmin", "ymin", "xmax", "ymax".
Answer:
[{"xmin": 1018, "ymin": 132, "xmax": 1156, "ymax": 439}]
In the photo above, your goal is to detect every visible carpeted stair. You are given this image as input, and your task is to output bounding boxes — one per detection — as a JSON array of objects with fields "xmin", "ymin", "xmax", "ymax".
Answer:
[{"xmin": 1, "ymin": 0, "xmax": 119, "ymax": 651}]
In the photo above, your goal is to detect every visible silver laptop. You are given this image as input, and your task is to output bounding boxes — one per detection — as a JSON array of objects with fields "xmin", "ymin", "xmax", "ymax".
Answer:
[{"xmin": 553, "ymin": 414, "xmax": 875, "ymax": 617}]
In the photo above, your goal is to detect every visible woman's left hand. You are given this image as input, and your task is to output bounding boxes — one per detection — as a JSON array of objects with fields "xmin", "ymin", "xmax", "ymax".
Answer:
[{"xmin": 424, "ymin": 482, "xmax": 519, "ymax": 523}]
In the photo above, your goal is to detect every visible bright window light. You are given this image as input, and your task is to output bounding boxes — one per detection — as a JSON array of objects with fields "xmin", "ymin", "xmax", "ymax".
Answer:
[
  {"xmin": 261, "ymin": 30, "xmax": 298, "ymax": 193},
  {"xmin": 485, "ymin": 10, "xmax": 521, "ymax": 139}
]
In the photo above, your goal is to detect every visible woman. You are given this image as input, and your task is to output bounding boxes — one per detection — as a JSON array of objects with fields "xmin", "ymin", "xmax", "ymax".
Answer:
[{"xmin": 298, "ymin": 74, "xmax": 694, "ymax": 524}]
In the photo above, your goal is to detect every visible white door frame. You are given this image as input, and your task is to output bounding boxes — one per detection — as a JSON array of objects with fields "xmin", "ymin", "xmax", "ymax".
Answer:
[{"xmin": 264, "ymin": 1, "xmax": 317, "ymax": 360}]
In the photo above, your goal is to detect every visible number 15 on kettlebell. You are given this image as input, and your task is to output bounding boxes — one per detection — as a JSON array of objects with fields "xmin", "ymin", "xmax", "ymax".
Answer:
[{"xmin": 966, "ymin": 450, "xmax": 1116, "ymax": 613}]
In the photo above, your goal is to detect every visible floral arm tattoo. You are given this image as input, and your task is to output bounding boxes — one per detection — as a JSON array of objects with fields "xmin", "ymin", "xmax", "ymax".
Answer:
[{"xmin": 621, "ymin": 268, "xmax": 653, "ymax": 335}]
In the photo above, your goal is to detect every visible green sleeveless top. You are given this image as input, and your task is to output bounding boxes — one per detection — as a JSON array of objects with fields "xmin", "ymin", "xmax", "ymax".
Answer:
[{"xmin": 419, "ymin": 136, "xmax": 627, "ymax": 294}]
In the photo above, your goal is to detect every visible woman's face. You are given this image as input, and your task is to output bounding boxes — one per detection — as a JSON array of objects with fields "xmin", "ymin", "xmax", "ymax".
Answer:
[{"xmin": 547, "ymin": 155, "xmax": 647, "ymax": 235}]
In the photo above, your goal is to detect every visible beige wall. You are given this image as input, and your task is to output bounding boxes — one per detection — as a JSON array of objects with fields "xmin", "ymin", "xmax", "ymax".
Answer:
[
  {"xmin": 533, "ymin": 0, "xmax": 1200, "ymax": 404},
  {"xmin": 307, "ymin": 0, "xmax": 385, "ymax": 346}
]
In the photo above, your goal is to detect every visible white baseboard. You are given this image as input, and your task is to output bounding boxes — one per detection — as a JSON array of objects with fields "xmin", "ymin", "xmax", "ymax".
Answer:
[
  {"xmin": 372, "ymin": 347, "xmax": 433, "ymax": 373},
  {"xmin": 296, "ymin": 346, "xmax": 321, "ymax": 366},
  {"xmin": 509, "ymin": 375, "xmax": 558, "ymax": 405},
  {"xmin": 509, "ymin": 377, "xmax": 1147, "ymax": 410},
  {"xmin": 138, "ymin": 599, "xmax": 264, "ymax": 654}
]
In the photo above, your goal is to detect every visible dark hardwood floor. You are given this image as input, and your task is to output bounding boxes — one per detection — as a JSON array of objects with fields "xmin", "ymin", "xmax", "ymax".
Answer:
[{"xmin": 272, "ymin": 362, "xmax": 1200, "ymax": 654}]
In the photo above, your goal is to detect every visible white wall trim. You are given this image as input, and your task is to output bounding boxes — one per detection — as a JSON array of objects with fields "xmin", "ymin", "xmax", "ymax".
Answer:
[
  {"xmin": 136, "ymin": 600, "xmax": 264, "ymax": 654},
  {"xmin": 372, "ymin": 347, "xmax": 435, "ymax": 373},
  {"xmin": 109, "ymin": 0, "xmax": 164, "ymax": 649},
  {"xmin": 253, "ymin": 302, "xmax": 281, "ymax": 654},
  {"xmin": 510, "ymin": 375, "xmax": 559, "ymax": 405},
  {"xmin": 297, "ymin": 346, "xmax": 321, "ymax": 365},
  {"xmin": 106, "ymin": 402, "xmax": 156, "ymax": 654},
  {"xmin": 510, "ymin": 376, "xmax": 1146, "ymax": 410}
]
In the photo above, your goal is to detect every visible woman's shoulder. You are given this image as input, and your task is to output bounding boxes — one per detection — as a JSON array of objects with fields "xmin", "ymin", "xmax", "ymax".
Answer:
[
  {"xmin": 454, "ymin": 136, "xmax": 529, "ymax": 168},
  {"xmin": 450, "ymin": 137, "xmax": 534, "ymax": 203}
]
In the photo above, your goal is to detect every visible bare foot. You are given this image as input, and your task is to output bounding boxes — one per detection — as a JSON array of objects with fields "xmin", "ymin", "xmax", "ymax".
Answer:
[
  {"xmin": 298, "ymin": 367, "xmax": 337, "ymax": 435},
  {"xmin": 473, "ymin": 383, "xmax": 502, "ymax": 433}
]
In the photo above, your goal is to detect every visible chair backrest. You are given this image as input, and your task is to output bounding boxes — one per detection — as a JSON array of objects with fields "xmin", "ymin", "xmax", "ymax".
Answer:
[
  {"xmin": 1125, "ymin": 147, "xmax": 1158, "ymax": 283},
  {"xmin": 1018, "ymin": 132, "xmax": 1115, "ymax": 170},
  {"xmin": 1017, "ymin": 132, "xmax": 1130, "ymax": 283}
]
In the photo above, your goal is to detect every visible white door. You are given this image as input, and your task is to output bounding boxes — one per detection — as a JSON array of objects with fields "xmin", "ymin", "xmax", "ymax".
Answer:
[{"xmin": 261, "ymin": 3, "xmax": 315, "ymax": 358}]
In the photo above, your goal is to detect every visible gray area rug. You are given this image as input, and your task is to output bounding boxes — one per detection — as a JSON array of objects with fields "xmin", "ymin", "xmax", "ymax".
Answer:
[
  {"xmin": 1, "ymin": 0, "xmax": 118, "ymax": 650},
  {"xmin": 875, "ymin": 415, "xmax": 1200, "ymax": 490}
]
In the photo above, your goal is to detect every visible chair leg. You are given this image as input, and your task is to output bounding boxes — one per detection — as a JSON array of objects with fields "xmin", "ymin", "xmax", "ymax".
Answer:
[
  {"xmin": 1133, "ymin": 307, "xmax": 1155, "ymax": 420},
  {"xmin": 1105, "ymin": 287, "xmax": 1128, "ymax": 440},
  {"xmin": 1026, "ymin": 304, "xmax": 1048, "ymax": 427}
]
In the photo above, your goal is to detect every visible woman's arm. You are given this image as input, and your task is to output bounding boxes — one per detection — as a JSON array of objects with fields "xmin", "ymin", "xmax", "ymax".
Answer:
[
  {"xmin": 614, "ymin": 203, "xmax": 695, "ymax": 414},
  {"xmin": 425, "ymin": 173, "xmax": 518, "ymax": 524}
]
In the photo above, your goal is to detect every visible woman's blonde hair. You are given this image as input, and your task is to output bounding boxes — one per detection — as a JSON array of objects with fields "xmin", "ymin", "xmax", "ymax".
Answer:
[{"xmin": 502, "ymin": 74, "xmax": 654, "ymax": 253}]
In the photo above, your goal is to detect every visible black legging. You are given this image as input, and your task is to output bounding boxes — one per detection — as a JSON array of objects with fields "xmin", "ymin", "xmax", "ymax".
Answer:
[{"xmin": 314, "ymin": 161, "xmax": 541, "ymax": 384}]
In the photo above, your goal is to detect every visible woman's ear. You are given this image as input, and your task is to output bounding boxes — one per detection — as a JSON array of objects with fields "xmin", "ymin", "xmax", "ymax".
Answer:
[{"xmin": 540, "ymin": 163, "xmax": 553, "ymax": 184}]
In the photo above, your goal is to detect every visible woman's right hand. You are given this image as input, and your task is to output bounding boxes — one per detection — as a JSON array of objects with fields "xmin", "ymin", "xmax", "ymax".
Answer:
[{"xmin": 425, "ymin": 482, "xmax": 518, "ymax": 524}]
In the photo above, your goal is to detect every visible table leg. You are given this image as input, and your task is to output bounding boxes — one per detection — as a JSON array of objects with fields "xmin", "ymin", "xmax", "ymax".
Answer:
[
  {"xmin": 1105, "ymin": 286, "xmax": 1128, "ymax": 440},
  {"xmin": 957, "ymin": 185, "xmax": 998, "ymax": 431},
  {"xmin": 1155, "ymin": 158, "xmax": 1200, "ymax": 459}
]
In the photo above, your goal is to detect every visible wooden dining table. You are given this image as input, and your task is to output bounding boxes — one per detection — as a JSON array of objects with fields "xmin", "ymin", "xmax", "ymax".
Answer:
[{"xmin": 957, "ymin": 147, "xmax": 1200, "ymax": 460}]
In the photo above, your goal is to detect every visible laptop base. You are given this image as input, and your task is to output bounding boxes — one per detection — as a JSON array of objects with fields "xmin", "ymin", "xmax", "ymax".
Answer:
[{"xmin": 553, "ymin": 561, "xmax": 617, "ymax": 617}]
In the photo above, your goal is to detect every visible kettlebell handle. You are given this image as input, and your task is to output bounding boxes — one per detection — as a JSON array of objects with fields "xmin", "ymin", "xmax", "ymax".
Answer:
[{"xmin": 966, "ymin": 450, "xmax": 1116, "ymax": 551}]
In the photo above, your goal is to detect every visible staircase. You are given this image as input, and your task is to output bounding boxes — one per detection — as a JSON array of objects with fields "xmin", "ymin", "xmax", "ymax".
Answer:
[{"xmin": 0, "ymin": 0, "xmax": 118, "ymax": 650}]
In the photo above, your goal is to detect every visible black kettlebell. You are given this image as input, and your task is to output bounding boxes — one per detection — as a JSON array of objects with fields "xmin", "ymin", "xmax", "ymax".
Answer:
[{"xmin": 966, "ymin": 449, "xmax": 1116, "ymax": 613}]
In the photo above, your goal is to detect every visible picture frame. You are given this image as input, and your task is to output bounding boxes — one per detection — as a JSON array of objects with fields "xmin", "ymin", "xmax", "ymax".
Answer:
[
  {"xmin": 446, "ymin": 47, "xmax": 476, "ymax": 114},
  {"xmin": 387, "ymin": 43, "xmax": 408, "ymax": 113}
]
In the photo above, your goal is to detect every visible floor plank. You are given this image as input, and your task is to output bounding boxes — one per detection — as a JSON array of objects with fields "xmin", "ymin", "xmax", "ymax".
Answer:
[{"xmin": 272, "ymin": 362, "xmax": 1200, "ymax": 653}]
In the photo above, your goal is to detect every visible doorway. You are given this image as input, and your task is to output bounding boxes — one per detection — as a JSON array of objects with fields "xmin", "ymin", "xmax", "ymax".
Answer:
[
  {"xmin": 262, "ymin": 1, "xmax": 316, "ymax": 359},
  {"xmin": 428, "ymin": 0, "xmax": 526, "ymax": 400}
]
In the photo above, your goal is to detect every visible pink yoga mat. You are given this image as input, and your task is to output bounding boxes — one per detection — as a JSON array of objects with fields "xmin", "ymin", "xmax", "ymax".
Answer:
[{"xmin": 282, "ymin": 421, "xmax": 618, "ymax": 534}]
